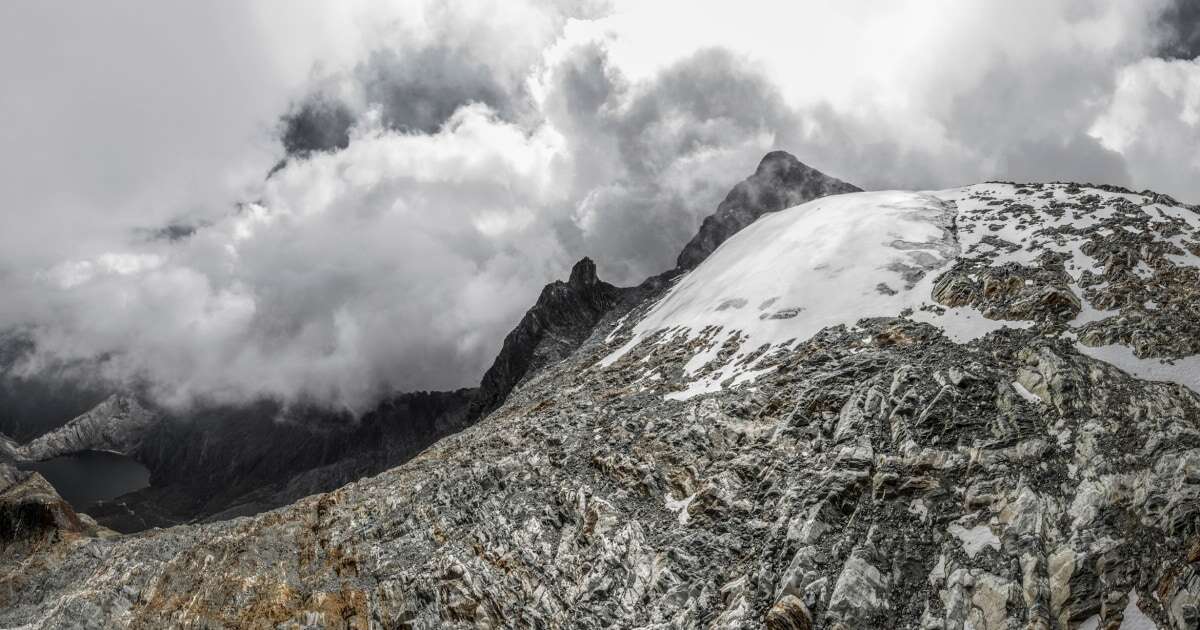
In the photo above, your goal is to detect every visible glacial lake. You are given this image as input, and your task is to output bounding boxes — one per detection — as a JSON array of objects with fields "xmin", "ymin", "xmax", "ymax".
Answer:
[{"xmin": 19, "ymin": 451, "xmax": 150, "ymax": 510}]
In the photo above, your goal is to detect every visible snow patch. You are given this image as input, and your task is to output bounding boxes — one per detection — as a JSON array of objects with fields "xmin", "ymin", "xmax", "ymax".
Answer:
[
  {"xmin": 947, "ymin": 522, "xmax": 1000, "ymax": 559},
  {"xmin": 1011, "ymin": 381, "xmax": 1042, "ymax": 404},
  {"xmin": 1076, "ymin": 342, "xmax": 1200, "ymax": 395},
  {"xmin": 665, "ymin": 492, "xmax": 697, "ymax": 525},
  {"xmin": 602, "ymin": 191, "xmax": 958, "ymax": 390},
  {"xmin": 1079, "ymin": 590, "xmax": 1158, "ymax": 629},
  {"xmin": 908, "ymin": 305, "xmax": 1032, "ymax": 342},
  {"xmin": 908, "ymin": 498, "xmax": 929, "ymax": 523},
  {"xmin": 664, "ymin": 378, "xmax": 724, "ymax": 402}
]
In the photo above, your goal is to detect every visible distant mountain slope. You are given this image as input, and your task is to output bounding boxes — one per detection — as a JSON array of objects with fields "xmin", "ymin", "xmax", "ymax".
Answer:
[
  {"xmin": 1, "ymin": 257, "xmax": 618, "ymax": 531},
  {"xmin": 93, "ymin": 389, "xmax": 477, "ymax": 531}
]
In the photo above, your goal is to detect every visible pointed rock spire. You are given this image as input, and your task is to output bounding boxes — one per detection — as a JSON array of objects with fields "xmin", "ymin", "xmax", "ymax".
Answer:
[{"xmin": 675, "ymin": 151, "xmax": 860, "ymax": 270}]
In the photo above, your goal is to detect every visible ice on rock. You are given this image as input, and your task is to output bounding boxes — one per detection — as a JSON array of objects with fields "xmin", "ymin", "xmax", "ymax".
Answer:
[
  {"xmin": 1011, "ymin": 381, "xmax": 1043, "ymax": 404},
  {"xmin": 602, "ymin": 181, "xmax": 1200, "ymax": 399},
  {"xmin": 909, "ymin": 304, "xmax": 1032, "ymax": 342},
  {"xmin": 600, "ymin": 191, "xmax": 960, "ymax": 389},
  {"xmin": 1075, "ymin": 343, "xmax": 1200, "ymax": 395},
  {"xmin": 947, "ymin": 522, "xmax": 1001, "ymax": 559}
]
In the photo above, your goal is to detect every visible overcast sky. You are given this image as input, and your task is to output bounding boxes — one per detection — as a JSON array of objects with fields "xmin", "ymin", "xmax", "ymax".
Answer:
[{"xmin": 1, "ymin": 0, "xmax": 1197, "ymax": 410}]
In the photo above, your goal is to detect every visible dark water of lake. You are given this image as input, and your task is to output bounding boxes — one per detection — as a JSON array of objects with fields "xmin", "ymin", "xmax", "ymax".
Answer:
[{"xmin": 18, "ymin": 451, "xmax": 150, "ymax": 510}]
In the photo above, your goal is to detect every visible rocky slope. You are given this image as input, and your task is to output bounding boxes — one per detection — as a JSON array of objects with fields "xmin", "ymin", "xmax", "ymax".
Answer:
[
  {"xmin": 15, "ymin": 394, "xmax": 158, "ymax": 461},
  {"xmin": 6, "ymin": 176, "xmax": 1200, "ymax": 628}
]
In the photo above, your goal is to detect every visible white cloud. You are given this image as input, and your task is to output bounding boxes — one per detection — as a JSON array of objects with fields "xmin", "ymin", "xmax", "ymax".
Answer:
[
  {"xmin": 1091, "ymin": 57, "xmax": 1200, "ymax": 198},
  {"xmin": 2, "ymin": 0, "xmax": 1197, "ymax": 411}
]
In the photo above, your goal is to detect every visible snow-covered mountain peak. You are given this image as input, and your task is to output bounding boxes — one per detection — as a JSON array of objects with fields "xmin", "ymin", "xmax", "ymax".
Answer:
[
  {"xmin": 602, "ymin": 191, "xmax": 960, "ymax": 395},
  {"xmin": 603, "ymin": 181, "xmax": 1200, "ymax": 399}
]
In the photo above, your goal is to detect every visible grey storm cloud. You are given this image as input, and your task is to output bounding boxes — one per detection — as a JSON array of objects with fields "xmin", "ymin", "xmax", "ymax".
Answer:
[
  {"xmin": 274, "ymin": 0, "xmax": 608, "ymax": 159},
  {"xmin": 276, "ymin": 49, "xmax": 522, "ymax": 160},
  {"xmin": 278, "ymin": 97, "xmax": 357, "ymax": 158},
  {"xmin": 1157, "ymin": 0, "xmax": 1200, "ymax": 60},
  {"xmin": 1, "ymin": 0, "xmax": 1198, "ymax": 413}
]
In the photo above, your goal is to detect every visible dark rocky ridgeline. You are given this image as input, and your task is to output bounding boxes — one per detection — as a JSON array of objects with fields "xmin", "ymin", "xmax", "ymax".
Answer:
[
  {"xmin": 469, "ymin": 257, "xmax": 621, "ymax": 418},
  {"xmin": 463, "ymin": 152, "xmax": 860, "ymax": 419},
  {"xmin": 98, "ymin": 255, "xmax": 627, "ymax": 529},
  {"xmin": 85, "ymin": 388, "xmax": 475, "ymax": 532},
  {"xmin": 675, "ymin": 150, "xmax": 861, "ymax": 270},
  {"xmin": 470, "ymin": 151, "xmax": 862, "ymax": 408}
]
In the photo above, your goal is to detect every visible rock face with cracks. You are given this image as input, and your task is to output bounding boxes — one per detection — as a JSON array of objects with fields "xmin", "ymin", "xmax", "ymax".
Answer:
[{"xmin": 4, "ymin": 182, "xmax": 1200, "ymax": 629}]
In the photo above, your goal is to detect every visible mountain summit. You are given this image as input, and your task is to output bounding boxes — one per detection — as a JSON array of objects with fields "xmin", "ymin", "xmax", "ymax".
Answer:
[{"xmin": 675, "ymin": 151, "xmax": 861, "ymax": 270}]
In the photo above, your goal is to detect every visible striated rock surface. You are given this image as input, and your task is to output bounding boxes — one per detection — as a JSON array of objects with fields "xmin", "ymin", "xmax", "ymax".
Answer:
[
  {"xmin": 4, "ymin": 183, "xmax": 1200, "ymax": 628},
  {"xmin": 675, "ymin": 151, "xmax": 860, "ymax": 270}
]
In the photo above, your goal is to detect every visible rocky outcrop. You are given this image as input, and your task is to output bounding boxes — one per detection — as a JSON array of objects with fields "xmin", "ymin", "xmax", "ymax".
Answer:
[
  {"xmin": 675, "ymin": 151, "xmax": 860, "ymax": 270},
  {"xmin": 0, "ymin": 464, "xmax": 96, "ymax": 551},
  {"xmin": 932, "ymin": 256, "xmax": 1083, "ymax": 323},
  {"xmin": 469, "ymin": 257, "xmax": 621, "ymax": 417}
]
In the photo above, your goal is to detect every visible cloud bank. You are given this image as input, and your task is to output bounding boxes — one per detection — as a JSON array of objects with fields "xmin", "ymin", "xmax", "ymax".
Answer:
[{"xmin": 1, "ymin": 0, "xmax": 1198, "ymax": 411}]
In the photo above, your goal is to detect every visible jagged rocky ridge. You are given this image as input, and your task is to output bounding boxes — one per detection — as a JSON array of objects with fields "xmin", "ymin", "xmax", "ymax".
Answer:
[
  {"xmin": 469, "ymin": 257, "xmax": 621, "ymax": 418},
  {"xmin": 6, "ymin": 171, "xmax": 1200, "ymax": 627},
  {"xmin": 675, "ymin": 151, "xmax": 860, "ymax": 270}
]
